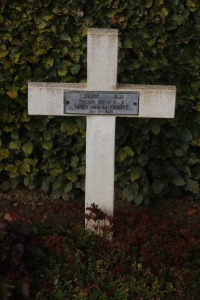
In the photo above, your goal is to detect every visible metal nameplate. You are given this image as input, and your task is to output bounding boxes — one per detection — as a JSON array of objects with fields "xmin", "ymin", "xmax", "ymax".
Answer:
[{"xmin": 64, "ymin": 91, "xmax": 139, "ymax": 115}]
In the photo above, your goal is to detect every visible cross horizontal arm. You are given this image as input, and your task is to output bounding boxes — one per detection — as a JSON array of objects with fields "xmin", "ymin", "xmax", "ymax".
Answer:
[{"xmin": 28, "ymin": 82, "xmax": 176, "ymax": 118}]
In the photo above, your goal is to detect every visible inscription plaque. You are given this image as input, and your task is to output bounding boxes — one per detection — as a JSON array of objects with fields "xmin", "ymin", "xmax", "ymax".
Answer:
[{"xmin": 64, "ymin": 91, "xmax": 139, "ymax": 115}]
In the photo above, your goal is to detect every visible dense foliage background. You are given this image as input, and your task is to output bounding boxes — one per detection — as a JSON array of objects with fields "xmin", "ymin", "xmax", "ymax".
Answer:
[{"xmin": 0, "ymin": 0, "xmax": 200, "ymax": 204}]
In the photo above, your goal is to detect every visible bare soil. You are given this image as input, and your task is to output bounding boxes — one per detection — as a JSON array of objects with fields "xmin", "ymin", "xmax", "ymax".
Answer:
[{"xmin": 0, "ymin": 187, "xmax": 199, "ymax": 227}]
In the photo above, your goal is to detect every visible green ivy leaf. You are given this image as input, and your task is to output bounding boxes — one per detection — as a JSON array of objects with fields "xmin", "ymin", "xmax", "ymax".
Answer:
[
  {"xmin": 24, "ymin": 177, "xmax": 30, "ymax": 187},
  {"xmin": 42, "ymin": 140, "xmax": 53, "ymax": 150},
  {"xmin": 187, "ymin": 0, "xmax": 198, "ymax": 12},
  {"xmin": 41, "ymin": 179, "xmax": 51, "ymax": 193},
  {"xmin": 0, "ymin": 162, "xmax": 4, "ymax": 172},
  {"xmin": 70, "ymin": 64, "xmax": 81, "ymax": 75},
  {"xmin": 51, "ymin": 190, "xmax": 61, "ymax": 200},
  {"xmin": 75, "ymin": 178, "xmax": 85, "ymax": 191},
  {"xmin": 134, "ymin": 194, "xmax": 144, "ymax": 205},
  {"xmin": 180, "ymin": 129, "xmax": 193, "ymax": 142},
  {"xmin": 78, "ymin": 166, "xmax": 85, "ymax": 175},
  {"xmin": 138, "ymin": 154, "xmax": 149, "ymax": 166},
  {"xmin": 187, "ymin": 178, "xmax": 199, "ymax": 193},
  {"xmin": 27, "ymin": 56, "xmax": 39, "ymax": 64},
  {"xmin": 19, "ymin": 162, "xmax": 30, "ymax": 176},
  {"xmin": 43, "ymin": 130, "xmax": 54, "ymax": 141},
  {"xmin": 122, "ymin": 187, "xmax": 134, "ymax": 202},
  {"xmin": 123, "ymin": 39, "xmax": 132, "ymax": 48},
  {"xmin": 61, "ymin": 192, "xmax": 69, "ymax": 201},
  {"xmin": 62, "ymin": 60, "xmax": 73, "ymax": 68},
  {"xmin": 9, "ymin": 141, "xmax": 21, "ymax": 150},
  {"xmin": 5, "ymin": 164, "xmax": 18, "ymax": 178},
  {"xmin": 22, "ymin": 142, "xmax": 33, "ymax": 156},
  {"xmin": 122, "ymin": 183, "xmax": 139, "ymax": 202},
  {"xmin": 66, "ymin": 172, "xmax": 78, "ymax": 183},
  {"xmin": 60, "ymin": 33, "xmax": 71, "ymax": 42},
  {"xmin": 0, "ymin": 50, "xmax": 8, "ymax": 58},
  {"xmin": 165, "ymin": 165, "xmax": 179, "ymax": 177},
  {"xmin": 80, "ymin": 25, "xmax": 88, "ymax": 37},
  {"xmin": 116, "ymin": 150, "xmax": 127, "ymax": 162},
  {"xmin": 24, "ymin": 158, "xmax": 38, "ymax": 167},
  {"xmin": 189, "ymin": 154, "xmax": 200, "ymax": 165},
  {"xmin": 174, "ymin": 149, "xmax": 185, "ymax": 157},
  {"xmin": 172, "ymin": 10, "xmax": 189, "ymax": 26},
  {"xmin": 60, "ymin": 120, "xmax": 77, "ymax": 135},
  {"xmin": 155, "ymin": 0, "xmax": 164, "ymax": 6},
  {"xmin": 10, "ymin": 179, "xmax": 18, "ymax": 190},
  {"xmin": 152, "ymin": 180, "xmax": 165, "ymax": 194},
  {"xmin": 34, "ymin": 49, "xmax": 48, "ymax": 56},
  {"xmin": 196, "ymin": 101, "xmax": 200, "ymax": 112},
  {"xmin": 44, "ymin": 15, "xmax": 54, "ymax": 21},
  {"xmin": 130, "ymin": 170, "xmax": 140, "ymax": 181},
  {"xmin": 51, "ymin": 180, "xmax": 62, "ymax": 199},
  {"xmin": 0, "ymin": 181, "xmax": 10, "ymax": 192},
  {"xmin": 191, "ymin": 81, "xmax": 199, "ymax": 92},
  {"xmin": 0, "ymin": 149, "xmax": 10, "ymax": 160},
  {"xmin": 71, "ymin": 156, "xmax": 79, "ymax": 168},
  {"xmin": 7, "ymin": 88, "xmax": 18, "ymax": 99},
  {"xmin": 191, "ymin": 166, "xmax": 200, "ymax": 180},
  {"xmin": 45, "ymin": 57, "xmax": 54, "ymax": 68},
  {"xmin": 50, "ymin": 168, "xmax": 63, "ymax": 177},
  {"xmin": 195, "ymin": 137, "xmax": 200, "ymax": 147},
  {"xmin": 36, "ymin": 21, "xmax": 47, "ymax": 29},
  {"xmin": 21, "ymin": 111, "xmax": 31, "ymax": 123},
  {"xmin": 10, "ymin": 53, "xmax": 20, "ymax": 64},
  {"xmin": 58, "ymin": 68, "xmax": 68, "ymax": 77},
  {"xmin": 144, "ymin": 0, "xmax": 153, "ymax": 8},
  {"xmin": 64, "ymin": 182, "xmax": 73, "ymax": 193},
  {"xmin": 159, "ymin": 7, "xmax": 169, "ymax": 19},
  {"xmin": 150, "ymin": 123, "xmax": 160, "ymax": 135},
  {"xmin": 3, "ymin": 127, "xmax": 13, "ymax": 133},
  {"xmin": 123, "ymin": 146, "xmax": 134, "ymax": 156},
  {"xmin": 172, "ymin": 177, "xmax": 185, "ymax": 187}
]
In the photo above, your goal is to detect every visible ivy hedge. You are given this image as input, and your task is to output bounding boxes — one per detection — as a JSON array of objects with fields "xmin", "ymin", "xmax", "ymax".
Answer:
[{"xmin": 0, "ymin": 0, "xmax": 200, "ymax": 204}]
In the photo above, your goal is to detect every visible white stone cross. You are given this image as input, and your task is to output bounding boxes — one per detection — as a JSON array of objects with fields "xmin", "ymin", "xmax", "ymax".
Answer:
[{"xmin": 28, "ymin": 28, "xmax": 176, "ymax": 233}]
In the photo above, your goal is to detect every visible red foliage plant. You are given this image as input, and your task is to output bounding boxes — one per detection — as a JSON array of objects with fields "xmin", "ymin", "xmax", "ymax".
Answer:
[
  {"xmin": 44, "ymin": 233, "xmax": 67, "ymax": 254},
  {"xmin": 85, "ymin": 204, "xmax": 200, "ymax": 275},
  {"xmin": 3, "ymin": 212, "xmax": 32, "ymax": 225}
]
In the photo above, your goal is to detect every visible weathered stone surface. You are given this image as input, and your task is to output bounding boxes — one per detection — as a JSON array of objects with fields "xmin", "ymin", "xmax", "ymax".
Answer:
[{"xmin": 28, "ymin": 82, "xmax": 175, "ymax": 118}]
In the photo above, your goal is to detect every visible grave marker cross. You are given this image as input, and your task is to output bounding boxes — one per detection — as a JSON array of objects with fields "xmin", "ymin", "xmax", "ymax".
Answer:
[{"xmin": 28, "ymin": 28, "xmax": 176, "ymax": 233}]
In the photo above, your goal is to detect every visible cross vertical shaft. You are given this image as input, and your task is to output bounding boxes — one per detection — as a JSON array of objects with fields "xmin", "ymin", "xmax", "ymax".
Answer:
[{"xmin": 85, "ymin": 29, "xmax": 118, "ymax": 218}]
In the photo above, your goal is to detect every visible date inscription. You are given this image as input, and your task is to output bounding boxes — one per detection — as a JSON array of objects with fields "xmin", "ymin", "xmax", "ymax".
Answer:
[{"xmin": 64, "ymin": 91, "xmax": 139, "ymax": 115}]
